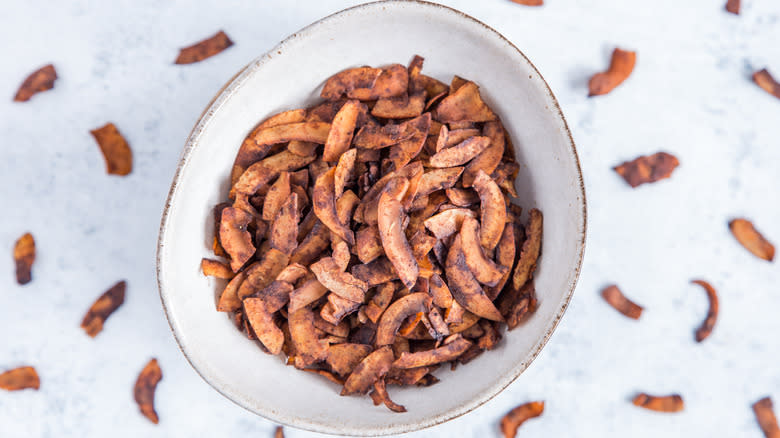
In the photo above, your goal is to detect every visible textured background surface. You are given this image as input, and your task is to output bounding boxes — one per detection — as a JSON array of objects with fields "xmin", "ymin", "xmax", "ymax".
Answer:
[{"xmin": 1, "ymin": 1, "xmax": 778, "ymax": 437}]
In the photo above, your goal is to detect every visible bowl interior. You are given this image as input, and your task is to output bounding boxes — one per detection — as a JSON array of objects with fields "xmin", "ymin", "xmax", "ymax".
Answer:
[{"xmin": 157, "ymin": 1, "xmax": 585, "ymax": 435}]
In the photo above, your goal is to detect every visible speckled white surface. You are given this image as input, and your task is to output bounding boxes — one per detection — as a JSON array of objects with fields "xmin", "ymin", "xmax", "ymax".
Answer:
[{"xmin": 1, "ymin": 1, "xmax": 778, "ymax": 437}]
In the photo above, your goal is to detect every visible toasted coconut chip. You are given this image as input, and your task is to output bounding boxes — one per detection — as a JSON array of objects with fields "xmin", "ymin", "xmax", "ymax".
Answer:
[
  {"xmin": 392, "ymin": 336, "xmax": 411, "ymax": 358},
  {"xmin": 361, "ymin": 163, "xmax": 423, "ymax": 225},
  {"xmin": 372, "ymin": 91, "xmax": 426, "ymax": 119},
  {"xmin": 259, "ymin": 109, "xmax": 309, "ymax": 130},
  {"xmin": 331, "ymin": 240, "xmax": 351, "ymax": 272},
  {"xmin": 400, "ymin": 318, "xmax": 434, "ymax": 341},
  {"xmin": 454, "ymin": 343, "xmax": 483, "ymax": 366},
  {"xmin": 632, "ymin": 393, "xmax": 684, "ymax": 413},
  {"xmin": 415, "ymin": 373, "xmax": 440, "ymax": 387},
  {"xmin": 81, "ymin": 280, "xmax": 126, "ymax": 337},
  {"xmin": 473, "ymin": 170, "xmax": 507, "ymax": 250},
  {"xmin": 370, "ymin": 378, "xmax": 407, "ymax": 413},
  {"xmin": 237, "ymin": 248, "xmax": 289, "ymax": 299},
  {"xmin": 600, "ymin": 285, "xmax": 643, "ymax": 320},
  {"xmin": 448, "ymin": 74, "xmax": 467, "ymax": 92},
  {"xmin": 416, "ymin": 167, "xmax": 464, "ymax": 198},
  {"xmin": 376, "ymin": 293, "xmax": 432, "ymax": 345},
  {"xmin": 288, "ymin": 140, "xmax": 318, "ymax": 157},
  {"xmin": 326, "ymin": 343, "xmax": 373, "ymax": 376},
  {"xmin": 257, "ymin": 280, "xmax": 296, "ymax": 313},
  {"xmin": 614, "ymin": 152, "xmax": 679, "ymax": 188},
  {"xmin": 297, "ymin": 210, "xmax": 318, "ymax": 242},
  {"xmin": 303, "ymin": 368, "xmax": 345, "ymax": 385},
  {"xmin": 460, "ymin": 322, "xmax": 486, "ymax": 339},
  {"xmin": 324, "ymin": 293, "xmax": 362, "ymax": 324},
  {"xmin": 321, "ymin": 67, "xmax": 383, "ymax": 100},
  {"xmin": 386, "ymin": 366, "xmax": 429, "ymax": 386},
  {"xmin": 13, "ymin": 232, "xmax": 35, "ymax": 285},
  {"xmin": 290, "ymin": 307, "xmax": 330, "ymax": 368},
  {"xmin": 445, "ymin": 301, "xmax": 471, "ymax": 328},
  {"xmin": 477, "ymin": 320, "xmax": 502, "ymax": 350},
  {"xmin": 311, "ymin": 257, "xmax": 367, "ymax": 302},
  {"xmin": 365, "ymin": 282, "xmax": 396, "ymax": 323},
  {"xmin": 174, "ymin": 30, "xmax": 233, "ymax": 64},
  {"xmin": 393, "ymin": 335, "xmax": 471, "ymax": 368},
  {"xmin": 276, "ymin": 263, "xmax": 307, "ymax": 285},
  {"xmin": 356, "ymin": 226, "xmax": 384, "ymax": 264},
  {"xmin": 501, "ymin": 401, "xmax": 545, "ymax": 438},
  {"xmin": 323, "ymin": 100, "xmax": 363, "ymax": 162},
  {"xmin": 417, "ymin": 73, "xmax": 449, "ymax": 98},
  {"xmin": 313, "ymin": 167, "xmax": 355, "ymax": 245},
  {"xmin": 235, "ymin": 131, "xmax": 324, "ymax": 185},
  {"xmin": 498, "ymin": 279, "xmax": 538, "ymax": 330},
  {"xmin": 588, "ymin": 48, "xmax": 636, "ymax": 96},
  {"xmin": 378, "ymin": 181, "xmax": 419, "ymax": 290},
  {"xmin": 262, "ymin": 171, "xmax": 291, "ymax": 221},
  {"xmin": 398, "ymin": 312, "xmax": 424, "ymax": 336},
  {"xmin": 357, "ymin": 161, "xmax": 421, "ymax": 214},
  {"xmin": 488, "ymin": 224, "xmax": 516, "ymax": 300},
  {"xmin": 90, "ymin": 123, "xmax": 133, "ymax": 176},
  {"xmin": 460, "ymin": 217, "xmax": 509, "ymax": 287},
  {"xmin": 753, "ymin": 397, "xmax": 780, "ymax": 438},
  {"xmin": 244, "ymin": 297, "xmax": 285, "ymax": 354},
  {"xmin": 387, "ymin": 113, "xmax": 432, "ymax": 172},
  {"xmin": 356, "ymin": 148, "xmax": 381, "ymax": 164},
  {"xmin": 219, "ymin": 207, "xmax": 256, "ymax": 272},
  {"xmin": 444, "ymin": 128, "xmax": 481, "ymax": 149},
  {"xmin": 134, "ymin": 359, "xmax": 162, "ymax": 424},
  {"xmin": 446, "ymin": 236, "xmax": 504, "ymax": 322},
  {"xmin": 290, "ymin": 221, "xmax": 331, "ymax": 266},
  {"xmin": 462, "ymin": 120, "xmax": 505, "ymax": 187},
  {"xmin": 445, "ymin": 187, "xmax": 479, "ymax": 207},
  {"xmin": 424, "ymin": 208, "xmax": 477, "ymax": 240},
  {"xmin": 334, "ymin": 148, "xmax": 357, "ymax": 198},
  {"xmin": 268, "ymin": 193, "xmax": 300, "ymax": 256},
  {"xmin": 409, "ymin": 231, "xmax": 437, "ymax": 261},
  {"xmin": 353, "ymin": 64, "xmax": 408, "ymax": 101},
  {"xmin": 729, "ymin": 218, "xmax": 775, "ymax": 261},
  {"xmin": 341, "ymin": 346, "xmax": 394, "ymax": 395},
  {"xmin": 352, "ymin": 257, "xmax": 399, "ymax": 286},
  {"xmin": 429, "ymin": 273, "xmax": 454, "ymax": 308},
  {"xmin": 353, "ymin": 123, "xmax": 416, "ymax": 149},
  {"xmin": 349, "ymin": 319, "xmax": 378, "ymax": 345},
  {"xmin": 725, "ymin": 0, "xmax": 740, "ymax": 14},
  {"xmin": 428, "ymin": 136, "xmax": 491, "ymax": 168},
  {"xmin": 0, "ymin": 366, "xmax": 40, "ymax": 391},
  {"xmin": 436, "ymin": 81, "xmax": 496, "ymax": 123},
  {"xmin": 691, "ymin": 280, "xmax": 719, "ymax": 342},
  {"xmin": 212, "ymin": 203, "xmax": 231, "ymax": 257},
  {"xmin": 753, "ymin": 69, "xmax": 780, "ymax": 99},
  {"xmin": 434, "ymin": 124, "xmax": 449, "ymax": 152},
  {"xmin": 407, "ymin": 54, "xmax": 425, "ymax": 85},
  {"xmin": 291, "ymin": 185, "xmax": 310, "ymax": 214},
  {"xmin": 310, "ymin": 159, "xmax": 333, "ymax": 184},
  {"xmin": 233, "ymin": 111, "xmax": 308, "ymax": 177},
  {"xmin": 200, "ymin": 258, "xmax": 234, "ymax": 279},
  {"xmin": 333, "ymin": 190, "xmax": 360, "ymax": 245},
  {"xmin": 288, "ymin": 279, "xmax": 328, "ymax": 314},
  {"xmin": 13, "ymin": 64, "xmax": 57, "ymax": 102},
  {"xmin": 217, "ymin": 271, "xmax": 245, "ymax": 312},
  {"xmin": 512, "ymin": 208, "xmax": 543, "ymax": 290}
]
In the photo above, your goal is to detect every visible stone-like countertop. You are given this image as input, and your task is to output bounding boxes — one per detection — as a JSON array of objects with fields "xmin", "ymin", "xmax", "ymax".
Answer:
[{"xmin": 1, "ymin": 1, "xmax": 778, "ymax": 437}]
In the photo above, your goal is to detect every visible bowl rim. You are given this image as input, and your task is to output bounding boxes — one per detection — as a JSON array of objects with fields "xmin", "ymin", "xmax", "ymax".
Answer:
[{"xmin": 156, "ymin": 0, "xmax": 587, "ymax": 435}]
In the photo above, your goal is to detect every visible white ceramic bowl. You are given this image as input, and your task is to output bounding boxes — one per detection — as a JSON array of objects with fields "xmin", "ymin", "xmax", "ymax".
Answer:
[{"xmin": 157, "ymin": 1, "xmax": 586, "ymax": 435}]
